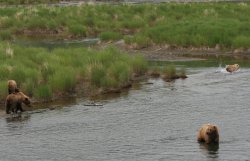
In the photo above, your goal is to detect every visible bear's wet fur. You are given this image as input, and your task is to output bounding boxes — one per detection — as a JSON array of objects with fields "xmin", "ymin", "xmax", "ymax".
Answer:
[
  {"xmin": 225, "ymin": 64, "xmax": 240, "ymax": 73},
  {"xmin": 8, "ymin": 80, "xmax": 19, "ymax": 94},
  {"xmin": 5, "ymin": 91, "xmax": 31, "ymax": 114}
]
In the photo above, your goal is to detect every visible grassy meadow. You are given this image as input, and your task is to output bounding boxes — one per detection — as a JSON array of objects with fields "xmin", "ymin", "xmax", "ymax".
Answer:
[
  {"xmin": 1, "ymin": 2, "xmax": 250, "ymax": 49},
  {"xmin": 0, "ymin": 42, "xmax": 148, "ymax": 101}
]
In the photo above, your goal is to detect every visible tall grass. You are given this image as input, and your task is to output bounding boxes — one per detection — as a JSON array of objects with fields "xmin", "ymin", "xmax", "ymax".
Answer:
[
  {"xmin": 161, "ymin": 64, "xmax": 187, "ymax": 81},
  {"xmin": 0, "ymin": 42, "xmax": 148, "ymax": 101},
  {"xmin": 33, "ymin": 85, "xmax": 53, "ymax": 101},
  {"xmin": 1, "ymin": 3, "xmax": 250, "ymax": 48},
  {"xmin": 90, "ymin": 63, "xmax": 106, "ymax": 88},
  {"xmin": 48, "ymin": 69, "xmax": 76, "ymax": 92},
  {"xmin": 162, "ymin": 64, "xmax": 177, "ymax": 80}
]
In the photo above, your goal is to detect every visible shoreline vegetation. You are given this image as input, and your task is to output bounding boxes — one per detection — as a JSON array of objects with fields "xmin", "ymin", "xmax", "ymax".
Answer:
[
  {"xmin": 0, "ymin": 43, "xmax": 146, "ymax": 103},
  {"xmin": 0, "ymin": 42, "xmax": 187, "ymax": 106}
]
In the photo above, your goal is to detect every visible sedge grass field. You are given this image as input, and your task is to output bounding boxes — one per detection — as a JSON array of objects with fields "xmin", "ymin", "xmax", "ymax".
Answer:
[
  {"xmin": 0, "ymin": 2, "xmax": 250, "ymax": 49},
  {"xmin": 0, "ymin": 43, "xmax": 148, "ymax": 100}
]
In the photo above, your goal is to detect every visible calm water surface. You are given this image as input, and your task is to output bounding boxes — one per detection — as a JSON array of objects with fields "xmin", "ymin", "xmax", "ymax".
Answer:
[{"xmin": 0, "ymin": 67, "xmax": 250, "ymax": 161}]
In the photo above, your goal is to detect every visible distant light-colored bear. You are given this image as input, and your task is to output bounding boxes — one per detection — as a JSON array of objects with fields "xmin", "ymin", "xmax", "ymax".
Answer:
[
  {"xmin": 8, "ymin": 80, "xmax": 19, "ymax": 94},
  {"xmin": 225, "ymin": 64, "xmax": 240, "ymax": 73},
  {"xmin": 5, "ymin": 91, "xmax": 31, "ymax": 114},
  {"xmin": 197, "ymin": 123, "xmax": 219, "ymax": 144}
]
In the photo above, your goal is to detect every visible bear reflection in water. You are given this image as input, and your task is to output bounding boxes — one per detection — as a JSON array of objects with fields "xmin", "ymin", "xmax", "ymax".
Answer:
[
  {"xmin": 199, "ymin": 142, "xmax": 219, "ymax": 159},
  {"xmin": 197, "ymin": 123, "xmax": 220, "ymax": 159},
  {"xmin": 5, "ymin": 112, "xmax": 30, "ymax": 123}
]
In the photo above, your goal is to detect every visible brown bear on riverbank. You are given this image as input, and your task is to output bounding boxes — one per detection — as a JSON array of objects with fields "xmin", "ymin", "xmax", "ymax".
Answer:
[
  {"xmin": 225, "ymin": 64, "xmax": 240, "ymax": 73},
  {"xmin": 5, "ymin": 91, "xmax": 31, "ymax": 114},
  {"xmin": 8, "ymin": 80, "xmax": 19, "ymax": 94},
  {"xmin": 197, "ymin": 124, "xmax": 219, "ymax": 144}
]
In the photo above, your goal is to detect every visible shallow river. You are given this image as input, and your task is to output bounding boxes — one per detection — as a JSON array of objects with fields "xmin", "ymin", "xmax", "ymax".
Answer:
[{"xmin": 0, "ymin": 66, "xmax": 250, "ymax": 161}]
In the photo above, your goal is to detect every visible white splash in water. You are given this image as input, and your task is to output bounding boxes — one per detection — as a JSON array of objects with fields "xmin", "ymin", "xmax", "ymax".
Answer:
[{"xmin": 215, "ymin": 63, "xmax": 228, "ymax": 73}]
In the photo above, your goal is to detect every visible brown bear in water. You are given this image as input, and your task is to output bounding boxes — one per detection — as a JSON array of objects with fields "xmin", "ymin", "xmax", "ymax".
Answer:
[
  {"xmin": 5, "ymin": 91, "xmax": 31, "ymax": 114},
  {"xmin": 197, "ymin": 124, "xmax": 219, "ymax": 144},
  {"xmin": 225, "ymin": 64, "xmax": 240, "ymax": 73},
  {"xmin": 8, "ymin": 80, "xmax": 19, "ymax": 94}
]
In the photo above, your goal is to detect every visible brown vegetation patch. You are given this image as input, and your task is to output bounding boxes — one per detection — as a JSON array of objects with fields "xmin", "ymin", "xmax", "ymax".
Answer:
[{"xmin": 16, "ymin": 28, "xmax": 65, "ymax": 37}]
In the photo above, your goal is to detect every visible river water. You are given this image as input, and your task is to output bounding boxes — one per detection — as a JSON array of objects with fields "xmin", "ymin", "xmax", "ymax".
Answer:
[{"xmin": 0, "ymin": 65, "xmax": 249, "ymax": 161}]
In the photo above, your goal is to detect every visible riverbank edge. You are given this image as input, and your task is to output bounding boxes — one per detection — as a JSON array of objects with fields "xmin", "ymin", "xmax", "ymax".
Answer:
[
  {"xmin": 0, "ymin": 74, "xmax": 150, "ymax": 111},
  {"xmin": 1, "ymin": 40, "xmax": 248, "ymax": 111}
]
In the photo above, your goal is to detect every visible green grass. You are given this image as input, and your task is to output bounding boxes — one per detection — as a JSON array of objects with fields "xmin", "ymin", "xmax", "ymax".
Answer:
[
  {"xmin": 0, "ymin": 30, "xmax": 12, "ymax": 40},
  {"xmin": 0, "ymin": 42, "xmax": 148, "ymax": 100},
  {"xmin": 1, "ymin": 2, "xmax": 250, "ymax": 48},
  {"xmin": 162, "ymin": 64, "xmax": 177, "ymax": 80},
  {"xmin": 68, "ymin": 24, "xmax": 87, "ymax": 37},
  {"xmin": 100, "ymin": 31, "xmax": 122, "ymax": 41},
  {"xmin": 0, "ymin": 80, "xmax": 8, "ymax": 99},
  {"xmin": 33, "ymin": 84, "xmax": 53, "ymax": 101}
]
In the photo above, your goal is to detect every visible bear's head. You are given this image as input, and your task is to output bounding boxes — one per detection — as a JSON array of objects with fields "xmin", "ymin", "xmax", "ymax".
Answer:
[
  {"xmin": 19, "ymin": 92, "xmax": 31, "ymax": 107},
  {"xmin": 233, "ymin": 64, "xmax": 240, "ymax": 70},
  {"xmin": 206, "ymin": 124, "xmax": 219, "ymax": 139},
  {"xmin": 8, "ymin": 80, "xmax": 19, "ymax": 94}
]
